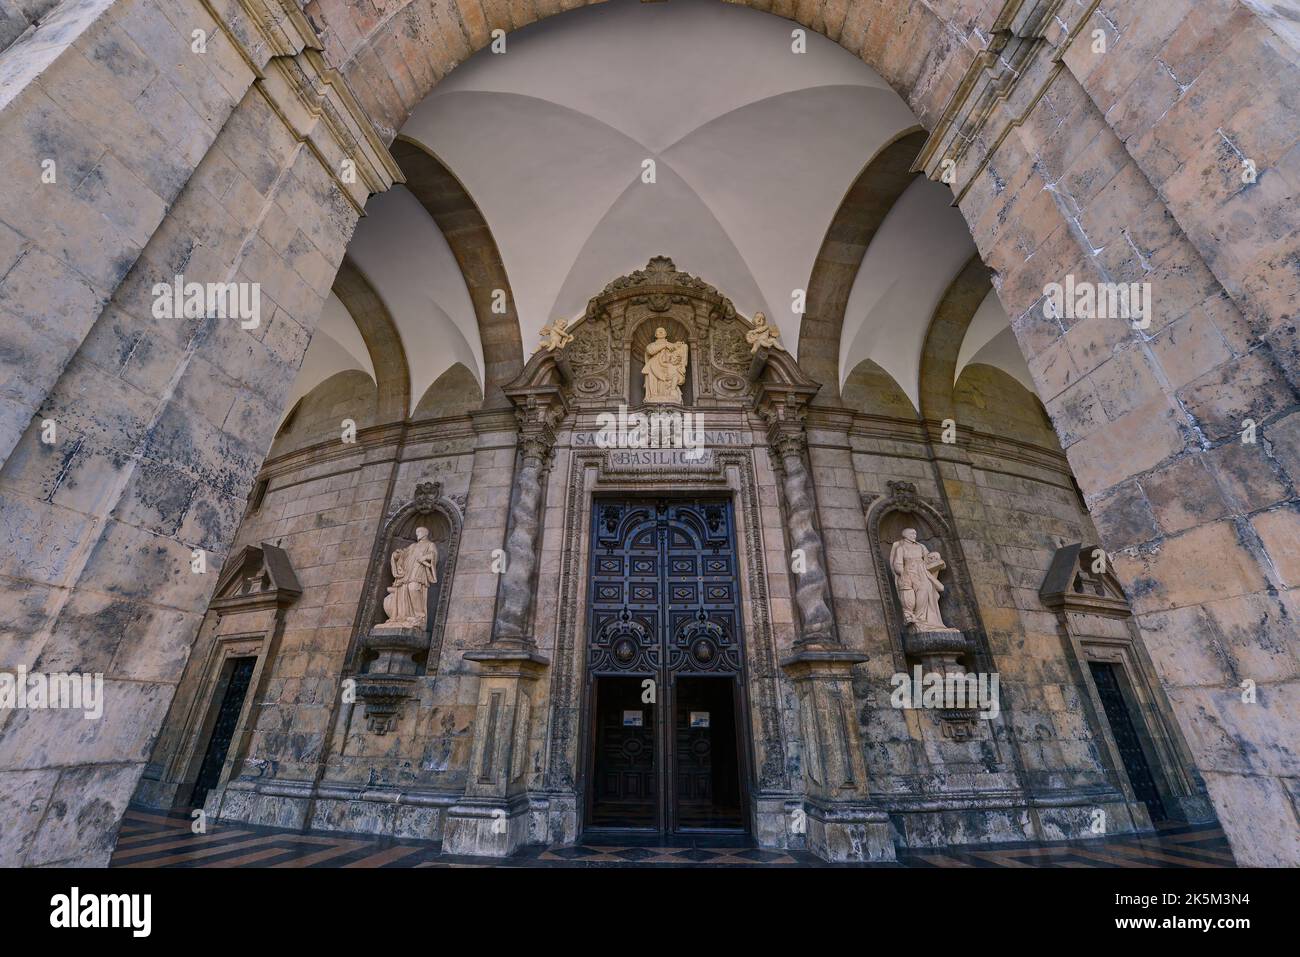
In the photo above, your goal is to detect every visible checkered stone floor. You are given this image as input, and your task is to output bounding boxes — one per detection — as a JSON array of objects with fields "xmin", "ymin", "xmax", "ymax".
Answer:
[{"xmin": 110, "ymin": 807, "xmax": 1234, "ymax": 868}]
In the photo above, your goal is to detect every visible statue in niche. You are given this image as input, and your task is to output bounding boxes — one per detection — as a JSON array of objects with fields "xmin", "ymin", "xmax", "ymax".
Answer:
[
  {"xmin": 744, "ymin": 311, "xmax": 784, "ymax": 353},
  {"xmin": 889, "ymin": 528, "xmax": 955, "ymax": 632},
  {"xmin": 641, "ymin": 326, "xmax": 688, "ymax": 404},
  {"xmin": 380, "ymin": 527, "xmax": 438, "ymax": 629},
  {"xmin": 537, "ymin": 317, "xmax": 574, "ymax": 352}
]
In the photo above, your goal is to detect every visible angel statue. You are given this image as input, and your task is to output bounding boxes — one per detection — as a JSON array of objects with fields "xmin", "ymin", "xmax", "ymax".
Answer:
[
  {"xmin": 641, "ymin": 327, "xmax": 688, "ymax": 404},
  {"xmin": 538, "ymin": 317, "xmax": 574, "ymax": 352},
  {"xmin": 744, "ymin": 311, "xmax": 785, "ymax": 353}
]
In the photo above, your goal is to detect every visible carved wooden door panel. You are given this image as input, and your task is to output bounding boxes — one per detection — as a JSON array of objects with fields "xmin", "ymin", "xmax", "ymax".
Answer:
[
  {"xmin": 590, "ymin": 677, "xmax": 656, "ymax": 827},
  {"xmin": 585, "ymin": 498, "xmax": 748, "ymax": 833}
]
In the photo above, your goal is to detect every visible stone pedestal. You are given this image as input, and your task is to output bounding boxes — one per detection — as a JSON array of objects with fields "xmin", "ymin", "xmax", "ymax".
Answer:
[
  {"xmin": 903, "ymin": 627, "xmax": 982, "ymax": 735},
  {"xmin": 353, "ymin": 625, "xmax": 425, "ymax": 735},
  {"xmin": 781, "ymin": 649, "xmax": 897, "ymax": 862},
  {"xmin": 442, "ymin": 648, "xmax": 549, "ymax": 858},
  {"xmin": 904, "ymin": 627, "xmax": 969, "ymax": 676}
]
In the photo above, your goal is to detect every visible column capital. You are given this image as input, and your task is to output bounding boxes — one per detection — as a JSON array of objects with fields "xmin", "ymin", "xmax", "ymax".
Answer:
[{"xmin": 509, "ymin": 392, "xmax": 565, "ymax": 467}]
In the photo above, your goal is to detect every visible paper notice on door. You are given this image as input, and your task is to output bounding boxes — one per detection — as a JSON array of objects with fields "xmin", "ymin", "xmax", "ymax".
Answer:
[
  {"xmin": 689, "ymin": 711, "xmax": 710, "ymax": 728},
  {"xmin": 622, "ymin": 710, "xmax": 643, "ymax": 727}
]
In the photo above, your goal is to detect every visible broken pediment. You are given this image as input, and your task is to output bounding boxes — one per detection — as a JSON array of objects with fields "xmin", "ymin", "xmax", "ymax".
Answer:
[{"xmin": 527, "ymin": 256, "xmax": 779, "ymax": 410}]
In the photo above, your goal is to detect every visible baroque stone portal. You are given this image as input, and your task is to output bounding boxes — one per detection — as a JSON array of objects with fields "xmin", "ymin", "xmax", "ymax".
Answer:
[
  {"xmin": 380, "ymin": 527, "xmax": 438, "ymax": 629},
  {"xmin": 641, "ymin": 326, "xmax": 688, "ymax": 403}
]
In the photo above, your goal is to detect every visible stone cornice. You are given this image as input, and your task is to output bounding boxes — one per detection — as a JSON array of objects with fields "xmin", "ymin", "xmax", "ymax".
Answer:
[
  {"xmin": 198, "ymin": 0, "xmax": 320, "ymax": 77},
  {"xmin": 915, "ymin": 0, "xmax": 1104, "ymax": 203},
  {"xmin": 205, "ymin": 0, "xmax": 403, "ymax": 211}
]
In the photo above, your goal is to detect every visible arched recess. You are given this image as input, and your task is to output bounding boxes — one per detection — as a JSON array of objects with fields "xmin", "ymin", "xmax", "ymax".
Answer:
[
  {"xmin": 390, "ymin": 137, "xmax": 524, "ymax": 405},
  {"xmin": 413, "ymin": 362, "xmax": 484, "ymax": 419},
  {"xmin": 331, "ymin": 256, "xmax": 411, "ymax": 424},
  {"xmin": 917, "ymin": 254, "xmax": 992, "ymax": 425},
  {"xmin": 918, "ymin": 254, "xmax": 1055, "ymax": 446},
  {"xmin": 841, "ymin": 359, "xmax": 918, "ymax": 419},
  {"xmin": 271, "ymin": 370, "xmax": 380, "ymax": 457},
  {"xmin": 353, "ymin": 480, "xmax": 465, "ymax": 677},
  {"xmin": 954, "ymin": 365, "xmax": 1058, "ymax": 448},
  {"xmin": 798, "ymin": 128, "xmax": 927, "ymax": 400}
]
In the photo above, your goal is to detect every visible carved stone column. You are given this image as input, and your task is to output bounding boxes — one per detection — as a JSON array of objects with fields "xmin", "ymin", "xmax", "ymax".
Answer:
[
  {"xmin": 445, "ymin": 374, "xmax": 566, "ymax": 857},
  {"xmin": 751, "ymin": 355, "xmax": 895, "ymax": 862},
  {"xmin": 768, "ymin": 426, "xmax": 837, "ymax": 651},
  {"xmin": 491, "ymin": 411, "xmax": 557, "ymax": 650}
]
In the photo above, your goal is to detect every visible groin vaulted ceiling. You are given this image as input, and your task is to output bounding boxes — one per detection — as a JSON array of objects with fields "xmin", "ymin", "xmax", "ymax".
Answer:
[{"xmin": 292, "ymin": 0, "xmax": 1032, "ymax": 422}]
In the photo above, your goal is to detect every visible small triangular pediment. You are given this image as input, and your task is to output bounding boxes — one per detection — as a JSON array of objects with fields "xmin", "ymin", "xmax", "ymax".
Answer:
[
  {"xmin": 1040, "ymin": 543, "xmax": 1130, "ymax": 614},
  {"xmin": 213, "ymin": 543, "xmax": 302, "ymax": 608}
]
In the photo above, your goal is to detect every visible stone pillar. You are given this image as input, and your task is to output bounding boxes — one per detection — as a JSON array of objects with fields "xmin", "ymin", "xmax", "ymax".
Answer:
[
  {"xmin": 491, "ymin": 426, "xmax": 553, "ymax": 650},
  {"xmin": 768, "ymin": 429, "xmax": 837, "ymax": 651},
  {"xmin": 443, "ymin": 385, "xmax": 564, "ymax": 856},
  {"xmin": 753, "ymin": 367, "xmax": 894, "ymax": 861},
  {"xmin": 441, "ymin": 650, "xmax": 547, "ymax": 857},
  {"xmin": 782, "ymin": 654, "xmax": 894, "ymax": 862}
]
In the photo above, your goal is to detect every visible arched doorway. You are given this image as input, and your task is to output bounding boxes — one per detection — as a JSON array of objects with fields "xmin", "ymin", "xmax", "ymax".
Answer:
[{"xmin": 583, "ymin": 498, "xmax": 751, "ymax": 835}]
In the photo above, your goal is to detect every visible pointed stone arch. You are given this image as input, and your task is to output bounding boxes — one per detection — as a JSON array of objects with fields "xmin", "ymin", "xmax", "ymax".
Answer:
[
  {"xmin": 797, "ymin": 128, "xmax": 928, "ymax": 401},
  {"xmin": 918, "ymin": 255, "xmax": 1058, "ymax": 447},
  {"xmin": 390, "ymin": 137, "xmax": 524, "ymax": 406},
  {"xmin": 331, "ymin": 255, "xmax": 411, "ymax": 424},
  {"xmin": 917, "ymin": 254, "xmax": 992, "ymax": 425}
]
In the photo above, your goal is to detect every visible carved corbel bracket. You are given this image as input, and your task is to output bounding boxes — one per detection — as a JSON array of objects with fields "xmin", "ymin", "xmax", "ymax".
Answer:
[{"xmin": 353, "ymin": 673, "xmax": 420, "ymax": 735}]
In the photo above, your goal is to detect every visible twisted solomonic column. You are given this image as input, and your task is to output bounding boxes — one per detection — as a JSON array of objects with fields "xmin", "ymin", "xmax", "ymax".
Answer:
[
  {"xmin": 491, "ymin": 425, "xmax": 555, "ymax": 649},
  {"xmin": 768, "ymin": 428, "xmax": 839, "ymax": 650}
]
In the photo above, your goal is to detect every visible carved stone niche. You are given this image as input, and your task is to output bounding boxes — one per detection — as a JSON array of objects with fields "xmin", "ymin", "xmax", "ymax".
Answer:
[
  {"xmin": 629, "ymin": 316, "xmax": 694, "ymax": 407},
  {"xmin": 563, "ymin": 255, "xmax": 759, "ymax": 409},
  {"xmin": 863, "ymin": 481, "xmax": 985, "ymax": 736},
  {"xmin": 352, "ymin": 480, "xmax": 463, "ymax": 734}
]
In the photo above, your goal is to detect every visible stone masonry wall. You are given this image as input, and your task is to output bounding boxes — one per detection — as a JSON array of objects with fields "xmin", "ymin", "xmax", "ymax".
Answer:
[
  {"xmin": 964, "ymin": 5, "xmax": 1300, "ymax": 865},
  {"xmin": 0, "ymin": 0, "xmax": 1295, "ymax": 865},
  {"xmin": 0, "ymin": 1, "xmax": 393, "ymax": 864}
]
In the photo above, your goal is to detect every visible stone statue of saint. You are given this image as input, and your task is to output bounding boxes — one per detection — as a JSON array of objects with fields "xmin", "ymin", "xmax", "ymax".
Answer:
[
  {"xmin": 641, "ymin": 327, "xmax": 688, "ymax": 404},
  {"xmin": 744, "ymin": 311, "xmax": 784, "ymax": 353},
  {"xmin": 381, "ymin": 527, "xmax": 439, "ymax": 629},
  {"xmin": 889, "ymin": 528, "xmax": 953, "ymax": 631},
  {"xmin": 538, "ymin": 316, "xmax": 573, "ymax": 352}
]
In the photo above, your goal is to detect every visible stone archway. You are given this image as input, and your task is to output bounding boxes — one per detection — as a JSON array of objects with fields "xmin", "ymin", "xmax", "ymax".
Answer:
[
  {"xmin": 331, "ymin": 255, "xmax": 412, "ymax": 424},
  {"xmin": 390, "ymin": 138, "xmax": 524, "ymax": 405},
  {"xmin": 798, "ymin": 127, "xmax": 927, "ymax": 401},
  {"xmin": 0, "ymin": 0, "xmax": 1295, "ymax": 866}
]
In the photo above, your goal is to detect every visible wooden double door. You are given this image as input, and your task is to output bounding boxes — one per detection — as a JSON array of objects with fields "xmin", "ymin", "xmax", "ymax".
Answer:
[{"xmin": 583, "ymin": 498, "xmax": 749, "ymax": 835}]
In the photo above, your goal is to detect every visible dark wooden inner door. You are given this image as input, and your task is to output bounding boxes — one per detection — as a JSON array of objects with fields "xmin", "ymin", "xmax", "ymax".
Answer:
[
  {"xmin": 190, "ymin": 656, "xmax": 256, "ymax": 807},
  {"xmin": 674, "ymin": 676, "xmax": 743, "ymax": 829},
  {"xmin": 591, "ymin": 676, "xmax": 656, "ymax": 828},
  {"xmin": 1089, "ymin": 661, "xmax": 1168, "ymax": 823},
  {"xmin": 585, "ymin": 498, "xmax": 749, "ymax": 835}
]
